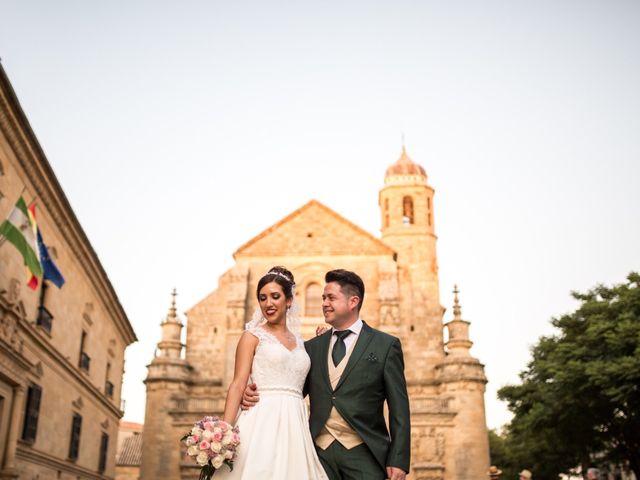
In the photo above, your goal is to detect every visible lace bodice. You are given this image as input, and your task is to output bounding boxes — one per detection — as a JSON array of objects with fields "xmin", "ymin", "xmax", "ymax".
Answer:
[{"xmin": 247, "ymin": 326, "xmax": 310, "ymax": 396}]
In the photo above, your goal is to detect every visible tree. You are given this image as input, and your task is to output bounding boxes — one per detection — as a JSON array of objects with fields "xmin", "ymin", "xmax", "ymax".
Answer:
[
  {"xmin": 498, "ymin": 272, "xmax": 640, "ymax": 477},
  {"xmin": 488, "ymin": 429, "xmax": 519, "ymax": 479}
]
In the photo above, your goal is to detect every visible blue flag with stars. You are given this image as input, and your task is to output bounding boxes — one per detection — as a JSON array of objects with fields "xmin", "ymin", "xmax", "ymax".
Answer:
[{"xmin": 37, "ymin": 228, "xmax": 65, "ymax": 288}]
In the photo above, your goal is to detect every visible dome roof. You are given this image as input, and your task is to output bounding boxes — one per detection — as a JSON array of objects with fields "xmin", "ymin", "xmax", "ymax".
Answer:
[{"xmin": 385, "ymin": 147, "xmax": 427, "ymax": 178}]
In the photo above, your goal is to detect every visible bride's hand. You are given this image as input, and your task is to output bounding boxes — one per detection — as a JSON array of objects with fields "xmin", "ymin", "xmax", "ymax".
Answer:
[
  {"xmin": 315, "ymin": 325, "xmax": 329, "ymax": 337},
  {"xmin": 240, "ymin": 383, "xmax": 259, "ymax": 410}
]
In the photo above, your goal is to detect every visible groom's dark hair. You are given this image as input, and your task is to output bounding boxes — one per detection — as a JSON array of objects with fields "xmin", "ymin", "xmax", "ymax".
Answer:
[{"xmin": 325, "ymin": 269, "xmax": 365, "ymax": 312}]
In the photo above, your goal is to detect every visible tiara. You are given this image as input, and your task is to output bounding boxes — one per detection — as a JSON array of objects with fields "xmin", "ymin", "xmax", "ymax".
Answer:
[{"xmin": 267, "ymin": 270, "xmax": 294, "ymax": 284}]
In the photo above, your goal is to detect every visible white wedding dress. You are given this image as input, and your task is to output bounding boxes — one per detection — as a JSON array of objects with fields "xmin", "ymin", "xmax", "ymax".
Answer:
[{"xmin": 216, "ymin": 325, "xmax": 329, "ymax": 480}]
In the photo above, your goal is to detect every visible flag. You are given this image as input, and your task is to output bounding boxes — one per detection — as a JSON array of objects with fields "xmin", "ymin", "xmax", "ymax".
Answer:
[
  {"xmin": 0, "ymin": 196, "xmax": 43, "ymax": 288},
  {"xmin": 36, "ymin": 228, "xmax": 65, "ymax": 288},
  {"xmin": 26, "ymin": 202, "xmax": 40, "ymax": 290}
]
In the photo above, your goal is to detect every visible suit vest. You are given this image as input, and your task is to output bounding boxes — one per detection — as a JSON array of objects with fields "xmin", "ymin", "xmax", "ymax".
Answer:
[{"xmin": 314, "ymin": 336, "xmax": 364, "ymax": 450}]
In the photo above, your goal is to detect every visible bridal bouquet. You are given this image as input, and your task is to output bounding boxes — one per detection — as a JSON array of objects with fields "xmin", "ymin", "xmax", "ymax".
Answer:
[{"xmin": 181, "ymin": 416, "xmax": 240, "ymax": 479}]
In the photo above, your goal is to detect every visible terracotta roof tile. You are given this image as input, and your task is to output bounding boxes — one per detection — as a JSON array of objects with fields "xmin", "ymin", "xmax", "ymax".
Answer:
[{"xmin": 116, "ymin": 433, "xmax": 143, "ymax": 466}]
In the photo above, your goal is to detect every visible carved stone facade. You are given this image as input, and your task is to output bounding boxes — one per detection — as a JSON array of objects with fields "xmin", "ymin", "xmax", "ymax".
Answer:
[
  {"xmin": 141, "ymin": 147, "xmax": 489, "ymax": 480},
  {"xmin": 0, "ymin": 64, "xmax": 137, "ymax": 479}
]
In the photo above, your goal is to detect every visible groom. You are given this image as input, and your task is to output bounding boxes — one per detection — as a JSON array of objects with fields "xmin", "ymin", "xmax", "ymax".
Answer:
[{"xmin": 244, "ymin": 269, "xmax": 410, "ymax": 480}]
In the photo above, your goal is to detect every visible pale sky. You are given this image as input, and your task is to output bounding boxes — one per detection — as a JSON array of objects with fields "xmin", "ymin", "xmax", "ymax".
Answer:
[{"xmin": 1, "ymin": 0, "xmax": 639, "ymax": 430}]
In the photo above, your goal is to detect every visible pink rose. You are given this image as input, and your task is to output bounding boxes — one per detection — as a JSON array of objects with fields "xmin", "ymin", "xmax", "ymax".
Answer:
[
  {"xmin": 192, "ymin": 435, "xmax": 200, "ymax": 443},
  {"xmin": 212, "ymin": 431, "xmax": 223, "ymax": 442},
  {"xmin": 199, "ymin": 440, "xmax": 211, "ymax": 451},
  {"xmin": 231, "ymin": 433, "xmax": 240, "ymax": 446},
  {"xmin": 203, "ymin": 421, "xmax": 214, "ymax": 431}
]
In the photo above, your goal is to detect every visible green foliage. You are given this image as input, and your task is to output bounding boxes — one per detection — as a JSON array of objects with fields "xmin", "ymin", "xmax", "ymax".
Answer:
[
  {"xmin": 488, "ymin": 429, "xmax": 519, "ymax": 479},
  {"xmin": 497, "ymin": 272, "xmax": 640, "ymax": 477}
]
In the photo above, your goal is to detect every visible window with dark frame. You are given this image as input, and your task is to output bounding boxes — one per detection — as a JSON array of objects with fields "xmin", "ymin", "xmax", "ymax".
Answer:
[
  {"xmin": 105, "ymin": 362, "xmax": 113, "ymax": 398},
  {"xmin": 36, "ymin": 281, "xmax": 53, "ymax": 333},
  {"xmin": 36, "ymin": 306, "xmax": 54, "ymax": 333},
  {"xmin": 98, "ymin": 432, "xmax": 109, "ymax": 473},
  {"xmin": 21, "ymin": 383, "xmax": 42, "ymax": 442},
  {"xmin": 68, "ymin": 413, "xmax": 82, "ymax": 461},
  {"xmin": 79, "ymin": 331, "xmax": 90, "ymax": 372}
]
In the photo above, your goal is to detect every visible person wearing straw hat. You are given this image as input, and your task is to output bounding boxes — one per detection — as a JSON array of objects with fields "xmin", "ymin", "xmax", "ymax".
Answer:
[
  {"xmin": 487, "ymin": 465, "xmax": 502, "ymax": 479},
  {"xmin": 519, "ymin": 469, "xmax": 532, "ymax": 480}
]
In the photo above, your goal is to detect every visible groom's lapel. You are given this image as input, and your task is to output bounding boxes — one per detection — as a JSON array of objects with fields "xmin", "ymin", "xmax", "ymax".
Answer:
[
  {"xmin": 319, "ymin": 329, "xmax": 332, "ymax": 390},
  {"xmin": 334, "ymin": 321, "xmax": 374, "ymax": 392}
]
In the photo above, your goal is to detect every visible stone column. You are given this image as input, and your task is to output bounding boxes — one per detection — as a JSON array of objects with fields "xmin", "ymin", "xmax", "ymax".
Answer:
[{"xmin": 0, "ymin": 384, "xmax": 25, "ymax": 479}]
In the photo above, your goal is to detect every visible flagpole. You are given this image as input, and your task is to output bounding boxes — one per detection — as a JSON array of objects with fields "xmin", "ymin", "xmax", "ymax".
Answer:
[{"xmin": 0, "ymin": 186, "xmax": 29, "ymax": 248}]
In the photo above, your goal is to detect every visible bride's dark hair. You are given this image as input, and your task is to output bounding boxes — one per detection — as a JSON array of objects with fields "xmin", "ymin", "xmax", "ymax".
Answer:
[{"xmin": 256, "ymin": 266, "xmax": 296, "ymax": 300}]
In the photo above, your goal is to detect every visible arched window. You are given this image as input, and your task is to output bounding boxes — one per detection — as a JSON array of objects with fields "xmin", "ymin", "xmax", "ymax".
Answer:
[
  {"xmin": 305, "ymin": 283, "xmax": 322, "ymax": 317},
  {"xmin": 402, "ymin": 196, "xmax": 414, "ymax": 225},
  {"xmin": 384, "ymin": 198, "xmax": 389, "ymax": 212}
]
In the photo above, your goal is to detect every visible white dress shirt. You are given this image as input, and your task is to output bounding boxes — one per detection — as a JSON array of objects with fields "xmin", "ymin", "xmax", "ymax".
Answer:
[{"xmin": 329, "ymin": 318, "xmax": 363, "ymax": 352}]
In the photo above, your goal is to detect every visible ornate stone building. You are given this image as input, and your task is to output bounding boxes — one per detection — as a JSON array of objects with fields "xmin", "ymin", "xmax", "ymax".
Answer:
[
  {"xmin": 0, "ymin": 63, "xmax": 137, "ymax": 479},
  {"xmin": 142, "ymin": 148, "xmax": 489, "ymax": 480}
]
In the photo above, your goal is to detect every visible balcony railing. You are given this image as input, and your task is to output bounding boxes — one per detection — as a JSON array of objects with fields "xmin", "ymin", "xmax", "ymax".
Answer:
[
  {"xmin": 36, "ymin": 307, "xmax": 54, "ymax": 334},
  {"xmin": 79, "ymin": 352, "xmax": 91, "ymax": 372}
]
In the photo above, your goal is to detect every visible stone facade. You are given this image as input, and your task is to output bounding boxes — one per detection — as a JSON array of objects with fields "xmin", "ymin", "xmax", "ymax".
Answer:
[
  {"xmin": 141, "ymin": 147, "xmax": 489, "ymax": 479},
  {"xmin": 0, "ymin": 64, "xmax": 137, "ymax": 479}
]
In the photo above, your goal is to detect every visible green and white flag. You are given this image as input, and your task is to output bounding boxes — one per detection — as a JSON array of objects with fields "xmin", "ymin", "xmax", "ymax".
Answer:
[{"xmin": 0, "ymin": 196, "xmax": 43, "ymax": 280}]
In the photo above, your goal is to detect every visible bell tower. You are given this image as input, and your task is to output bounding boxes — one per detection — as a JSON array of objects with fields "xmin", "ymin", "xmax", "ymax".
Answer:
[
  {"xmin": 141, "ymin": 290, "xmax": 190, "ymax": 480},
  {"xmin": 380, "ymin": 146, "xmax": 436, "ymax": 239},
  {"xmin": 379, "ymin": 147, "xmax": 444, "ymax": 380}
]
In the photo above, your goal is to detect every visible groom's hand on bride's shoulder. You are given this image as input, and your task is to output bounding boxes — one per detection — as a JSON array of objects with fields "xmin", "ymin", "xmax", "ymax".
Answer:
[
  {"xmin": 240, "ymin": 383, "xmax": 259, "ymax": 410},
  {"xmin": 386, "ymin": 466, "xmax": 406, "ymax": 480},
  {"xmin": 315, "ymin": 325, "xmax": 329, "ymax": 336}
]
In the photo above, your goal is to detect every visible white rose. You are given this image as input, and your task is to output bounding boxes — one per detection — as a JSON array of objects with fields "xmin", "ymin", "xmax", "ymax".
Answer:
[
  {"xmin": 187, "ymin": 445, "xmax": 199, "ymax": 457},
  {"xmin": 196, "ymin": 451, "xmax": 209, "ymax": 466},
  {"xmin": 210, "ymin": 441, "xmax": 222, "ymax": 453},
  {"xmin": 223, "ymin": 449, "xmax": 233, "ymax": 460},
  {"xmin": 212, "ymin": 455, "xmax": 224, "ymax": 469},
  {"xmin": 202, "ymin": 430, "xmax": 213, "ymax": 441},
  {"xmin": 191, "ymin": 426, "xmax": 203, "ymax": 436}
]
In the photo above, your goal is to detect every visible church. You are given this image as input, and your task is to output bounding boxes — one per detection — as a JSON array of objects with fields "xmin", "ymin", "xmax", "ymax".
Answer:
[{"xmin": 140, "ymin": 148, "xmax": 490, "ymax": 480}]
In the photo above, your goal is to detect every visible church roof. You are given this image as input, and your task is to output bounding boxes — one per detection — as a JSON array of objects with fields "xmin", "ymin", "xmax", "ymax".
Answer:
[
  {"xmin": 385, "ymin": 147, "xmax": 427, "ymax": 178},
  {"xmin": 234, "ymin": 199, "xmax": 395, "ymax": 258}
]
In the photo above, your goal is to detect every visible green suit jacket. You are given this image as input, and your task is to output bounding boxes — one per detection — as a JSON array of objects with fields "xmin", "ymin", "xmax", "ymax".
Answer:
[{"xmin": 304, "ymin": 322, "xmax": 411, "ymax": 472}]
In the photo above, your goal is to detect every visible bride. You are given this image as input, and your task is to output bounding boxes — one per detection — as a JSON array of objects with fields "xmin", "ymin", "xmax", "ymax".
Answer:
[{"xmin": 216, "ymin": 266, "xmax": 329, "ymax": 479}]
